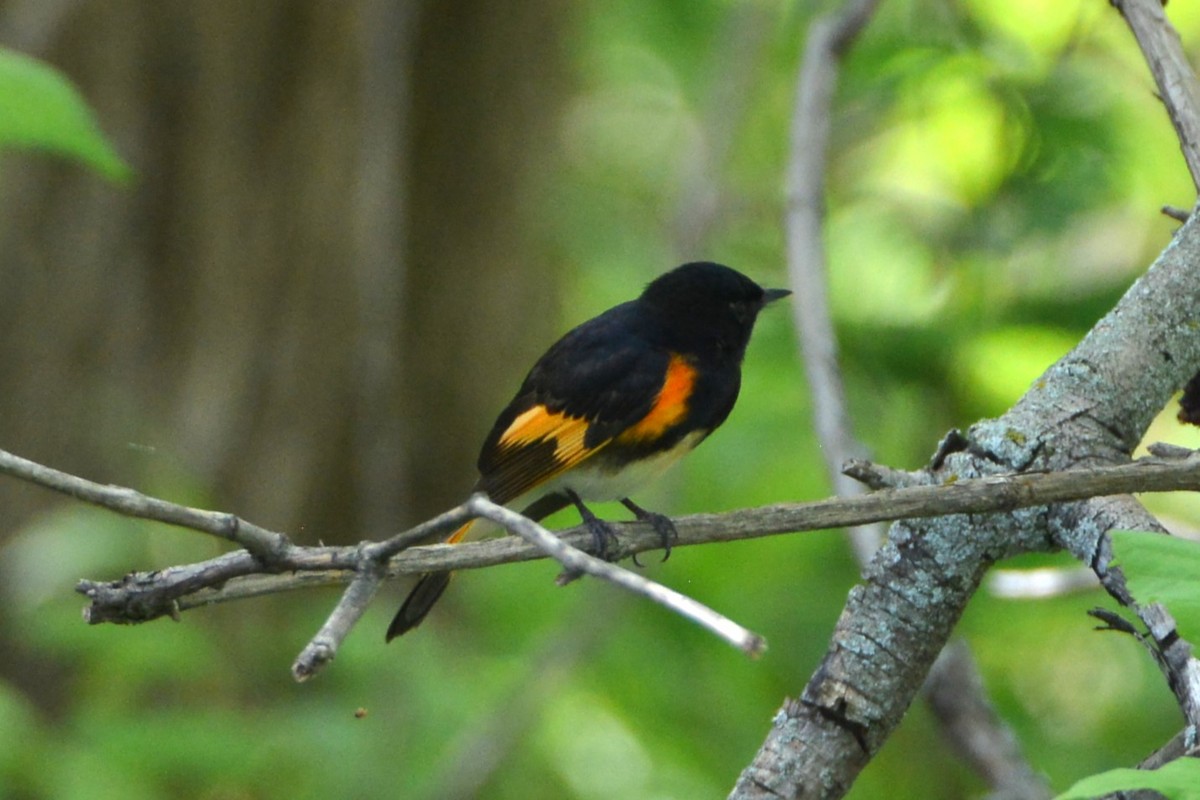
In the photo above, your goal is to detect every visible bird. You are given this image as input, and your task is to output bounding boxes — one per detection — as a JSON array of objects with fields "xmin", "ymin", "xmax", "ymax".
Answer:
[{"xmin": 386, "ymin": 261, "xmax": 789, "ymax": 641}]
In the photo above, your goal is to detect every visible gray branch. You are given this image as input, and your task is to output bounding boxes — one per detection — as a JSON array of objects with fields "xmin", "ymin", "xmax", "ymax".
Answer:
[
  {"xmin": 726, "ymin": 0, "xmax": 1200, "ymax": 795},
  {"xmin": 781, "ymin": 0, "xmax": 1061, "ymax": 793},
  {"xmin": 291, "ymin": 559, "xmax": 385, "ymax": 681},
  {"xmin": 0, "ymin": 444, "xmax": 1194, "ymax": 625},
  {"xmin": 728, "ymin": 201, "xmax": 1200, "ymax": 800},
  {"xmin": 0, "ymin": 448, "xmax": 292, "ymax": 561},
  {"xmin": 37, "ymin": 448, "xmax": 1196, "ymax": 622},
  {"xmin": 924, "ymin": 642, "xmax": 1052, "ymax": 800},
  {"xmin": 785, "ymin": 0, "xmax": 884, "ymax": 564},
  {"xmin": 463, "ymin": 496, "xmax": 765, "ymax": 657},
  {"xmin": 1112, "ymin": 0, "xmax": 1200, "ymax": 191}
]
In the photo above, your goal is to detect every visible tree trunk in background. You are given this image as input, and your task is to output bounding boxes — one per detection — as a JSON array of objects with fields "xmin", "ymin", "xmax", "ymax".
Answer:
[
  {"xmin": 0, "ymin": 0, "xmax": 567, "ymax": 544},
  {"xmin": 404, "ymin": 0, "xmax": 566, "ymax": 520}
]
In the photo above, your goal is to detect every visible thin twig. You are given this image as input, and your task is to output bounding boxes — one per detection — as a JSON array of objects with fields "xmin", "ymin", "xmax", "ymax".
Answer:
[
  {"xmin": 924, "ymin": 642, "xmax": 1052, "ymax": 799},
  {"xmin": 365, "ymin": 502, "xmax": 478, "ymax": 560},
  {"xmin": 842, "ymin": 459, "xmax": 926, "ymax": 490},
  {"xmin": 1162, "ymin": 204, "xmax": 1191, "ymax": 222},
  {"xmin": 986, "ymin": 566, "xmax": 1097, "ymax": 599},
  {"xmin": 291, "ymin": 559, "xmax": 385, "ymax": 681},
  {"xmin": 1138, "ymin": 728, "xmax": 1200, "ymax": 770},
  {"xmin": 1111, "ymin": 0, "xmax": 1200, "ymax": 191},
  {"xmin": 785, "ymin": 0, "xmax": 885, "ymax": 565},
  {"xmin": 0, "ymin": 448, "xmax": 291, "ymax": 561},
  {"xmin": 50, "ymin": 448, "xmax": 1200, "ymax": 626},
  {"xmin": 466, "ymin": 495, "xmax": 767, "ymax": 657}
]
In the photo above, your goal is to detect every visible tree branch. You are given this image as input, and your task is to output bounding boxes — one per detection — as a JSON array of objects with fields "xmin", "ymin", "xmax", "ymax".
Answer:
[
  {"xmin": 1079, "ymin": 4, "xmax": 1200, "ymax": 763},
  {"xmin": 784, "ymin": 0, "xmax": 883, "ymax": 565},
  {"xmin": 40, "ymin": 448, "xmax": 1199, "ymax": 623},
  {"xmin": 729, "ymin": 2, "xmax": 1200, "ymax": 795},
  {"xmin": 462, "ymin": 495, "xmax": 766, "ymax": 657},
  {"xmin": 781, "ymin": 0, "xmax": 1058, "ymax": 793},
  {"xmin": 292, "ymin": 558, "xmax": 385, "ymax": 681},
  {"xmin": 0, "ymin": 448, "xmax": 292, "ymax": 561},
  {"xmin": 729, "ymin": 203, "xmax": 1200, "ymax": 798},
  {"xmin": 924, "ymin": 642, "xmax": 1051, "ymax": 800},
  {"xmin": 1111, "ymin": 0, "xmax": 1200, "ymax": 192},
  {"xmin": 0, "ymin": 444, "xmax": 1196, "ymax": 658}
]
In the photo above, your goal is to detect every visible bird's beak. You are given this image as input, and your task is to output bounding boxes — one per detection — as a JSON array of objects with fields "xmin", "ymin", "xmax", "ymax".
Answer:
[{"xmin": 762, "ymin": 288, "xmax": 792, "ymax": 304}]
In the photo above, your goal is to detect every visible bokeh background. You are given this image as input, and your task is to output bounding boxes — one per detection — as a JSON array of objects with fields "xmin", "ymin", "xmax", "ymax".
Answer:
[{"xmin": 2, "ymin": 1, "xmax": 1200, "ymax": 798}]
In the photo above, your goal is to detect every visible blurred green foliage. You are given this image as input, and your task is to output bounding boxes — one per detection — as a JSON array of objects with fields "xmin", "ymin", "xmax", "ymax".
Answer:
[
  {"xmin": 1057, "ymin": 758, "xmax": 1200, "ymax": 800},
  {"xmin": 0, "ymin": 47, "xmax": 130, "ymax": 182},
  {"xmin": 1111, "ymin": 531, "xmax": 1200, "ymax": 644},
  {"xmin": 3, "ymin": 1, "xmax": 1200, "ymax": 798}
]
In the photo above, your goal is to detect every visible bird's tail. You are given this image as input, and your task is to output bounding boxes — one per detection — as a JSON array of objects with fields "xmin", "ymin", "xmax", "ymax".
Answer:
[
  {"xmin": 385, "ymin": 492, "xmax": 570, "ymax": 641},
  {"xmin": 385, "ymin": 521, "xmax": 472, "ymax": 641}
]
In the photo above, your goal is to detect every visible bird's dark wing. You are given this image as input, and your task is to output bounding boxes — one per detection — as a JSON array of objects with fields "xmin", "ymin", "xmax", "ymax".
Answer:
[{"xmin": 475, "ymin": 304, "xmax": 692, "ymax": 504}]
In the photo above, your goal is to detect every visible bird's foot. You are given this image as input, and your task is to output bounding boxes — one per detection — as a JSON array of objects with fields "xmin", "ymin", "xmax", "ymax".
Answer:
[
  {"xmin": 557, "ymin": 491, "xmax": 622, "ymax": 585},
  {"xmin": 620, "ymin": 498, "xmax": 677, "ymax": 566},
  {"xmin": 584, "ymin": 514, "xmax": 622, "ymax": 561}
]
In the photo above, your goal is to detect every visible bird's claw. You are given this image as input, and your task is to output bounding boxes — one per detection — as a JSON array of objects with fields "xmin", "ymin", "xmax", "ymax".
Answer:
[{"xmin": 620, "ymin": 498, "xmax": 676, "ymax": 565}]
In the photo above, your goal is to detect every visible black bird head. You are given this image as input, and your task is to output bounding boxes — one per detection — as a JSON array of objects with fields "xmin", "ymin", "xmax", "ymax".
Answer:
[{"xmin": 639, "ymin": 262, "xmax": 790, "ymax": 360}]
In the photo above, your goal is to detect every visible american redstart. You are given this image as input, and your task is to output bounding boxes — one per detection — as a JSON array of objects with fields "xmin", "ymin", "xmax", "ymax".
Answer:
[{"xmin": 386, "ymin": 261, "xmax": 789, "ymax": 640}]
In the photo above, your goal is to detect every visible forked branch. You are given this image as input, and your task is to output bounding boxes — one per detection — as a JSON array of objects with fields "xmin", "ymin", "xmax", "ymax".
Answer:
[{"xmin": 5, "ymin": 445, "xmax": 1200, "ymax": 682}]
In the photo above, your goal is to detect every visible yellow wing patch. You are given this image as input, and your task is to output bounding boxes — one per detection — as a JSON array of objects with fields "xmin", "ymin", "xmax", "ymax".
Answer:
[
  {"xmin": 486, "ymin": 405, "xmax": 609, "ymax": 504},
  {"xmin": 616, "ymin": 353, "xmax": 696, "ymax": 443},
  {"xmin": 498, "ymin": 405, "xmax": 596, "ymax": 468}
]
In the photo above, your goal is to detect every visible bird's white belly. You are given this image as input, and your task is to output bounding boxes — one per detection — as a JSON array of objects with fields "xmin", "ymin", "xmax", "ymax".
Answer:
[{"xmin": 544, "ymin": 429, "xmax": 706, "ymax": 503}]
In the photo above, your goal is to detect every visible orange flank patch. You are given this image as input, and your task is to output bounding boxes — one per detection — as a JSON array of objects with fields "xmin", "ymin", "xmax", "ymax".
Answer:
[
  {"xmin": 618, "ymin": 353, "xmax": 696, "ymax": 442},
  {"xmin": 481, "ymin": 353, "xmax": 695, "ymax": 506},
  {"xmin": 497, "ymin": 405, "xmax": 597, "ymax": 469}
]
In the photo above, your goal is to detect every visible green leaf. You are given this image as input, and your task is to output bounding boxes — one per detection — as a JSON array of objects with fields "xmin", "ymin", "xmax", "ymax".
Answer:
[
  {"xmin": 1055, "ymin": 759, "xmax": 1200, "ymax": 799},
  {"xmin": 1110, "ymin": 530, "xmax": 1200, "ymax": 643},
  {"xmin": 0, "ymin": 46, "xmax": 131, "ymax": 181}
]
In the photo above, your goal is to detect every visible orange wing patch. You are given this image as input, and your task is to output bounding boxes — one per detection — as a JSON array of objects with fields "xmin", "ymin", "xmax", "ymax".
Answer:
[{"xmin": 617, "ymin": 353, "xmax": 696, "ymax": 442}]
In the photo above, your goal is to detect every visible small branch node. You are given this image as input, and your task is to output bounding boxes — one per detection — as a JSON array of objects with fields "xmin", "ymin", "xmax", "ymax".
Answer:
[
  {"xmin": 1147, "ymin": 441, "xmax": 1196, "ymax": 459},
  {"xmin": 1088, "ymin": 607, "xmax": 1140, "ymax": 637},
  {"xmin": 467, "ymin": 495, "xmax": 768, "ymax": 656},
  {"xmin": 842, "ymin": 459, "xmax": 919, "ymax": 490},
  {"xmin": 291, "ymin": 563, "xmax": 385, "ymax": 682},
  {"xmin": 1162, "ymin": 204, "xmax": 1192, "ymax": 222},
  {"xmin": 292, "ymin": 640, "xmax": 334, "ymax": 683},
  {"xmin": 930, "ymin": 429, "xmax": 970, "ymax": 469}
]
